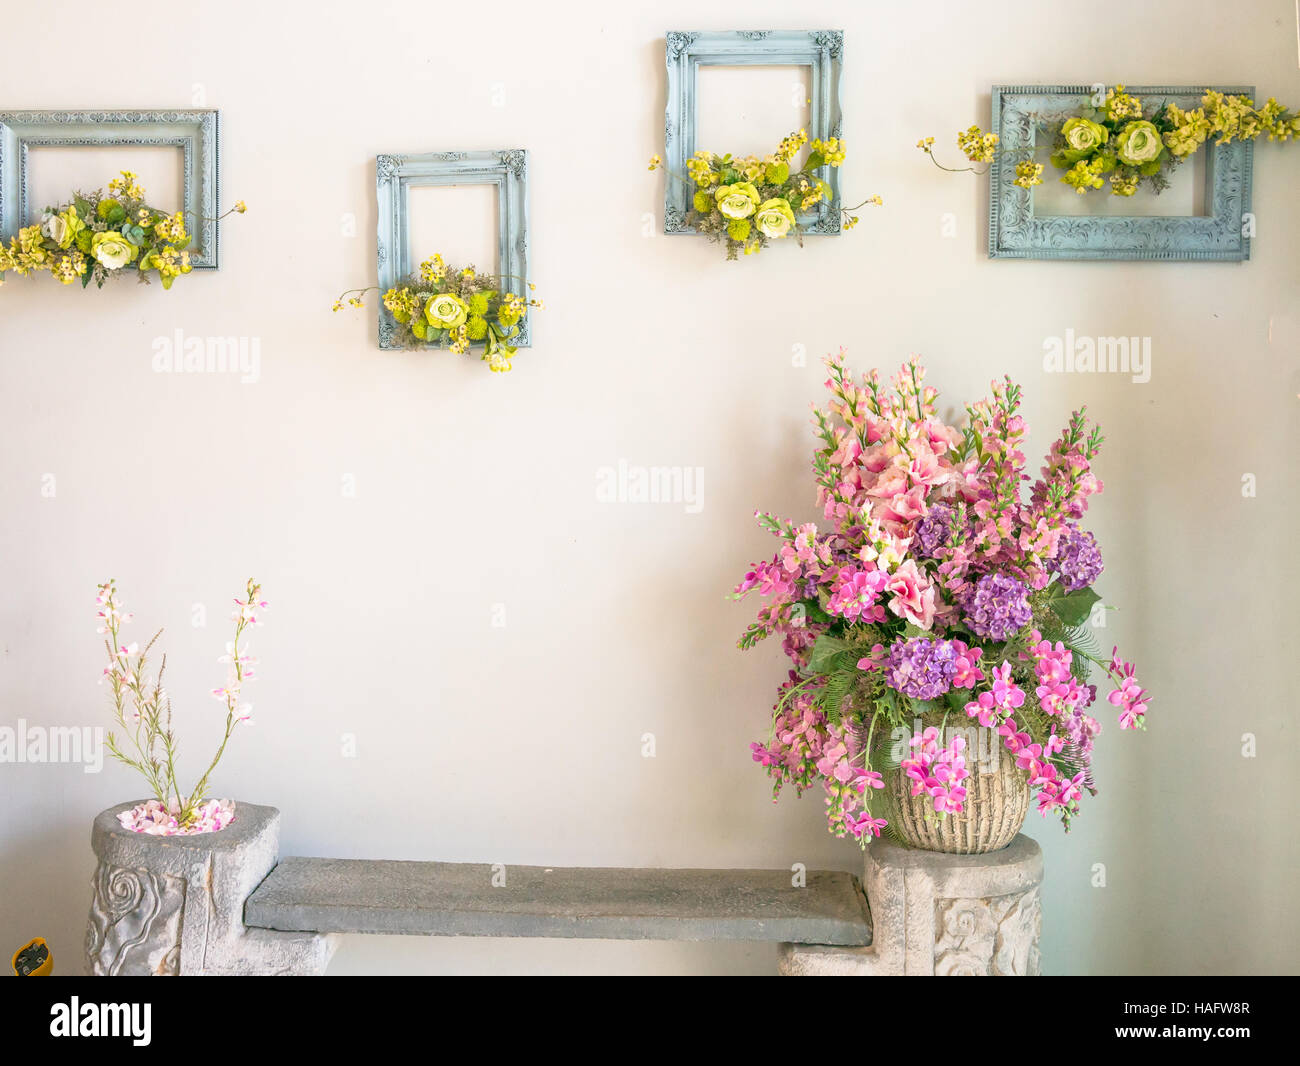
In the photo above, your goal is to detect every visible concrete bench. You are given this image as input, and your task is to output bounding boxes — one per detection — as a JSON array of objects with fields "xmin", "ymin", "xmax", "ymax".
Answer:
[
  {"xmin": 244, "ymin": 857, "xmax": 871, "ymax": 945},
  {"xmin": 84, "ymin": 801, "xmax": 1041, "ymax": 976}
]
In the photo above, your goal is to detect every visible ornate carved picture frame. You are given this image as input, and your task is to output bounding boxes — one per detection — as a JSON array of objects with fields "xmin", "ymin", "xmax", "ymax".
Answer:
[
  {"xmin": 663, "ymin": 30, "xmax": 844, "ymax": 236},
  {"xmin": 0, "ymin": 109, "xmax": 221, "ymax": 268},
  {"xmin": 375, "ymin": 150, "xmax": 530, "ymax": 351},
  {"xmin": 989, "ymin": 85, "xmax": 1254, "ymax": 261}
]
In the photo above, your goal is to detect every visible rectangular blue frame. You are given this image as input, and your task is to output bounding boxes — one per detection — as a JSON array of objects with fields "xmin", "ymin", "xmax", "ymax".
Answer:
[
  {"xmin": 989, "ymin": 85, "xmax": 1254, "ymax": 261},
  {"xmin": 664, "ymin": 30, "xmax": 844, "ymax": 236},
  {"xmin": 0, "ymin": 109, "xmax": 221, "ymax": 268},
  {"xmin": 375, "ymin": 150, "xmax": 530, "ymax": 350}
]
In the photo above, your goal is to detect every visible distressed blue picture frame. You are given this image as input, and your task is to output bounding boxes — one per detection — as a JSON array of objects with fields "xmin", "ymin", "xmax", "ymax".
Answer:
[
  {"xmin": 375, "ymin": 150, "xmax": 529, "ymax": 351},
  {"xmin": 663, "ymin": 30, "xmax": 844, "ymax": 236},
  {"xmin": 0, "ymin": 109, "xmax": 221, "ymax": 268},
  {"xmin": 989, "ymin": 85, "xmax": 1254, "ymax": 261}
]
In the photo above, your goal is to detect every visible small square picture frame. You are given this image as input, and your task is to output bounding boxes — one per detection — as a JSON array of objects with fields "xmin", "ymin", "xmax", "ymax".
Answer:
[
  {"xmin": 0, "ymin": 109, "xmax": 221, "ymax": 268},
  {"xmin": 988, "ymin": 85, "xmax": 1254, "ymax": 261},
  {"xmin": 663, "ymin": 30, "xmax": 844, "ymax": 236},
  {"xmin": 375, "ymin": 150, "xmax": 530, "ymax": 351}
]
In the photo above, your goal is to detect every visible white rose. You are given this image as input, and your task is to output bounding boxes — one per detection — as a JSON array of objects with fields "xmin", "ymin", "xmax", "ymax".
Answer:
[{"xmin": 42, "ymin": 211, "xmax": 68, "ymax": 247}]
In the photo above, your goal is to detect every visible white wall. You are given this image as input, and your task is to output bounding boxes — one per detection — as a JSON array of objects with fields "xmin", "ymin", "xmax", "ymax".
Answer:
[{"xmin": 1, "ymin": 0, "xmax": 1296, "ymax": 976}]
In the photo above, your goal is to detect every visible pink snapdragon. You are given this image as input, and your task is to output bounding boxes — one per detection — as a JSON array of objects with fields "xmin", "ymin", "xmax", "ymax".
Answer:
[{"xmin": 782, "ymin": 523, "xmax": 824, "ymax": 572}]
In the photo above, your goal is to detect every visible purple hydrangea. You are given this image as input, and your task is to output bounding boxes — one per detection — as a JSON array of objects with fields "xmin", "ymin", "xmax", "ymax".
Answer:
[
  {"xmin": 960, "ymin": 573, "xmax": 1033, "ymax": 642},
  {"xmin": 885, "ymin": 638, "xmax": 957, "ymax": 700},
  {"xmin": 1054, "ymin": 526, "xmax": 1104, "ymax": 591},
  {"xmin": 912, "ymin": 502, "xmax": 956, "ymax": 559}
]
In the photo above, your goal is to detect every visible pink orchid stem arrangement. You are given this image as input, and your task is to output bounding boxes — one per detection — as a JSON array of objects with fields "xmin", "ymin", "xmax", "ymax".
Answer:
[
  {"xmin": 735, "ymin": 353, "xmax": 1149, "ymax": 848},
  {"xmin": 97, "ymin": 578, "xmax": 266, "ymax": 832}
]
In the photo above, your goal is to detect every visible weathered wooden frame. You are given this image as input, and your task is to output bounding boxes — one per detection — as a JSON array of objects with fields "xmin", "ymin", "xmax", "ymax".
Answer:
[{"xmin": 0, "ymin": 109, "xmax": 221, "ymax": 268}]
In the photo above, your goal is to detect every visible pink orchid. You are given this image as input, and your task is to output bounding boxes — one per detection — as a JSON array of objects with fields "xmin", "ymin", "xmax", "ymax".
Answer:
[
  {"xmin": 845, "ymin": 812, "xmax": 889, "ymax": 840},
  {"xmin": 950, "ymin": 640, "xmax": 986, "ymax": 689}
]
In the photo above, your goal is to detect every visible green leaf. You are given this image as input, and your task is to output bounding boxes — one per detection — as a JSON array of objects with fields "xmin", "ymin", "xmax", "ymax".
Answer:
[
  {"xmin": 805, "ymin": 151, "xmax": 825, "ymax": 171},
  {"xmin": 160, "ymin": 273, "xmax": 174, "ymax": 290},
  {"xmin": 807, "ymin": 634, "xmax": 850, "ymax": 675},
  {"xmin": 74, "ymin": 196, "xmax": 92, "ymax": 216},
  {"xmin": 80, "ymin": 268, "xmax": 93, "ymax": 289},
  {"xmin": 804, "ymin": 601, "xmax": 832, "ymax": 625},
  {"xmin": 1042, "ymin": 584, "xmax": 1101, "ymax": 626}
]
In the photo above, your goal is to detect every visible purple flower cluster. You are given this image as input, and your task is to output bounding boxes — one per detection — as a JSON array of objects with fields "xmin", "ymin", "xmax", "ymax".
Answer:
[
  {"xmin": 960, "ymin": 573, "xmax": 1033, "ymax": 641},
  {"xmin": 1054, "ymin": 526, "xmax": 1104, "ymax": 591},
  {"xmin": 885, "ymin": 638, "xmax": 957, "ymax": 700},
  {"xmin": 911, "ymin": 502, "xmax": 955, "ymax": 558}
]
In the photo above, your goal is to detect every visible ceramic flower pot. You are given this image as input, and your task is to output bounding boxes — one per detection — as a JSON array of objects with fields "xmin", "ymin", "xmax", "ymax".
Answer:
[{"xmin": 888, "ymin": 735, "xmax": 1030, "ymax": 854}]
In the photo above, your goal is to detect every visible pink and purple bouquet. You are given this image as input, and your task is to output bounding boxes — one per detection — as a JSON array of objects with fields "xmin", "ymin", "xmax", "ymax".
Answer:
[{"xmin": 734, "ymin": 353, "xmax": 1149, "ymax": 846}]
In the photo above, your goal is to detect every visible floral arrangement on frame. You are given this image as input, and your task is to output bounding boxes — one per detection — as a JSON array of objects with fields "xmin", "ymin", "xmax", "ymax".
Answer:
[
  {"xmin": 650, "ymin": 129, "xmax": 880, "ymax": 259},
  {"xmin": 732, "ymin": 353, "xmax": 1150, "ymax": 847},
  {"xmin": 96, "ymin": 578, "xmax": 266, "ymax": 835},
  {"xmin": 0, "ymin": 170, "xmax": 244, "ymax": 288},
  {"xmin": 921, "ymin": 86, "xmax": 1300, "ymax": 196},
  {"xmin": 335, "ymin": 253, "xmax": 543, "ymax": 374}
]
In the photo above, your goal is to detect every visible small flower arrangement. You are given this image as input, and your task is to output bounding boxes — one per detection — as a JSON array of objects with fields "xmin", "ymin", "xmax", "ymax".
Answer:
[
  {"xmin": 733, "ymin": 353, "xmax": 1150, "ymax": 847},
  {"xmin": 335, "ymin": 253, "xmax": 542, "ymax": 373},
  {"xmin": 922, "ymin": 87, "xmax": 1300, "ymax": 197},
  {"xmin": 0, "ymin": 171, "xmax": 245, "ymax": 289},
  {"xmin": 650, "ymin": 129, "xmax": 880, "ymax": 259},
  {"xmin": 97, "ymin": 578, "xmax": 267, "ymax": 835}
]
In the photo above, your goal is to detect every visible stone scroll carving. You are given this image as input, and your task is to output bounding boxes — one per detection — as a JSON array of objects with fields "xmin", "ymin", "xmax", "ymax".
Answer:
[{"xmin": 85, "ymin": 863, "xmax": 186, "ymax": 976}]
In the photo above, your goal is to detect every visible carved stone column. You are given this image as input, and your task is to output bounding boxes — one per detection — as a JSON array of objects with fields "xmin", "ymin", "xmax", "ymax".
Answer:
[
  {"xmin": 86, "ymin": 801, "xmax": 338, "ymax": 976},
  {"xmin": 779, "ymin": 834, "xmax": 1043, "ymax": 976}
]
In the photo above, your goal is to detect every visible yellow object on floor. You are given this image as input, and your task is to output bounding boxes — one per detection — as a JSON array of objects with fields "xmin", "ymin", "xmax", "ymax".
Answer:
[{"xmin": 12, "ymin": 937, "xmax": 52, "ymax": 976}]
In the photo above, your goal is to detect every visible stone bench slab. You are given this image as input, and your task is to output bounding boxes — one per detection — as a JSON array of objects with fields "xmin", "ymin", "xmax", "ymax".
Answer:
[{"xmin": 244, "ymin": 857, "xmax": 872, "ymax": 945}]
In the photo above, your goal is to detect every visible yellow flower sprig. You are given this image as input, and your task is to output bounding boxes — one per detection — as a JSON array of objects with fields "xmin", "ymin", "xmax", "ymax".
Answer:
[{"xmin": 917, "ymin": 128, "xmax": 1042, "ymax": 189}]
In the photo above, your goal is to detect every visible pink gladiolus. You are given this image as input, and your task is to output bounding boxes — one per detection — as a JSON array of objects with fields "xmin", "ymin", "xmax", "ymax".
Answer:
[{"xmin": 885, "ymin": 560, "xmax": 936, "ymax": 629}]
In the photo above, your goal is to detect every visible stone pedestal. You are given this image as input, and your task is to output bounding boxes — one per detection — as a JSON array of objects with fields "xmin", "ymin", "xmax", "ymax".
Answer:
[
  {"xmin": 779, "ymin": 834, "xmax": 1043, "ymax": 976},
  {"xmin": 85, "ymin": 801, "xmax": 337, "ymax": 976}
]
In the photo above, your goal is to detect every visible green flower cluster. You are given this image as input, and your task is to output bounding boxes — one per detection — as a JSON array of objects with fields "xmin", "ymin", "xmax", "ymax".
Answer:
[
  {"xmin": 679, "ymin": 130, "xmax": 846, "ymax": 259},
  {"xmin": 335, "ymin": 254, "xmax": 542, "ymax": 374},
  {"xmin": 1050, "ymin": 86, "xmax": 1300, "ymax": 197}
]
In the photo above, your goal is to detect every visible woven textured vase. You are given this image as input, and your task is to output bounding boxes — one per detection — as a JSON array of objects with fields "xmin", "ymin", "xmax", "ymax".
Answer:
[{"xmin": 888, "ymin": 739, "xmax": 1030, "ymax": 854}]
